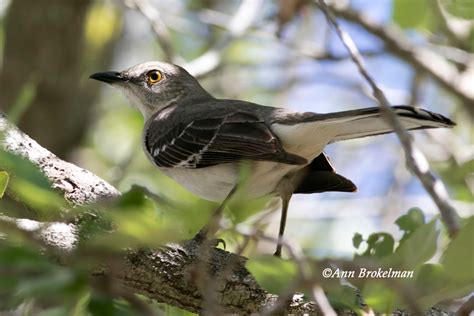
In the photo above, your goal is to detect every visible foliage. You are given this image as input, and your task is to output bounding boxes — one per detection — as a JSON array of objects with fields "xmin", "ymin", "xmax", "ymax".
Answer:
[{"xmin": 248, "ymin": 210, "xmax": 474, "ymax": 313}]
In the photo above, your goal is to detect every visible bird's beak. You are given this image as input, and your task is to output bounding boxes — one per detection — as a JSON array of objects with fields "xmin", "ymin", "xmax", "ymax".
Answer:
[{"xmin": 89, "ymin": 71, "xmax": 127, "ymax": 84}]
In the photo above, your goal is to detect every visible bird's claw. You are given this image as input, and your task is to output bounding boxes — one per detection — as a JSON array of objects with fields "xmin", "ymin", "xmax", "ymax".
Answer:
[{"xmin": 191, "ymin": 229, "xmax": 226, "ymax": 250}]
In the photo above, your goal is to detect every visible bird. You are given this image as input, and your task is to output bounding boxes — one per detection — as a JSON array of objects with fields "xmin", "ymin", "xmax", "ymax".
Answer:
[{"xmin": 90, "ymin": 61, "xmax": 455, "ymax": 257}]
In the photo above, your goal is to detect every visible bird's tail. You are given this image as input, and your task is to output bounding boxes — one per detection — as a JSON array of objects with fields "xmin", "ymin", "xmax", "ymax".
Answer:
[
  {"xmin": 315, "ymin": 106, "xmax": 455, "ymax": 143},
  {"xmin": 272, "ymin": 106, "xmax": 455, "ymax": 158}
]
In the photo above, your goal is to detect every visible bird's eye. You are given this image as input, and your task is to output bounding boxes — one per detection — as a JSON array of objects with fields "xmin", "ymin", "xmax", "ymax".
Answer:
[{"xmin": 146, "ymin": 70, "xmax": 162, "ymax": 84}]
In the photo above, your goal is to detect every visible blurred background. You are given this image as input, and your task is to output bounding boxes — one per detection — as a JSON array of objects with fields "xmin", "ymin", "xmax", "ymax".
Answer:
[{"xmin": 0, "ymin": 0, "xmax": 472, "ymax": 258}]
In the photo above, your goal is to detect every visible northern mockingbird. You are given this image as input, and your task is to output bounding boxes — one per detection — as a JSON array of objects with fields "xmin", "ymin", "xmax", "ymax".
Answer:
[{"xmin": 91, "ymin": 61, "xmax": 455, "ymax": 256}]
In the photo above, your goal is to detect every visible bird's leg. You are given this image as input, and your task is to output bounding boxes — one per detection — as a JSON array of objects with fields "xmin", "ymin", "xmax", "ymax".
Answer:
[
  {"xmin": 274, "ymin": 195, "xmax": 291, "ymax": 257},
  {"xmin": 274, "ymin": 178, "xmax": 294, "ymax": 257},
  {"xmin": 193, "ymin": 185, "xmax": 239, "ymax": 248}
]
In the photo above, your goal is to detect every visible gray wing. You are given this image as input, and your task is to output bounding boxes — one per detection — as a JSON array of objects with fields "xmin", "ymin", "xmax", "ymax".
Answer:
[{"xmin": 144, "ymin": 111, "xmax": 307, "ymax": 168}]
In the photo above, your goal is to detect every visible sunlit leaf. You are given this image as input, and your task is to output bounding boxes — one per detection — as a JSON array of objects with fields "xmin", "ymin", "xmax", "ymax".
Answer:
[
  {"xmin": 84, "ymin": 2, "xmax": 121, "ymax": 52},
  {"xmin": 415, "ymin": 263, "xmax": 446, "ymax": 292},
  {"xmin": 164, "ymin": 304, "xmax": 197, "ymax": 316},
  {"xmin": 326, "ymin": 285, "xmax": 360, "ymax": 310},
  {"xmin": 385, "ymin": 219, "xmax": 438, "ymax": 269},
  {"xmin": 441, "ymin": 0, "xmax": 474, "ymax": 19},
  {"xmin": 442, "ymin": 216, "xmax": 474, "ymax": 281},
  {"xmin": 89, "ymin": 185, "xmax": 211, "ymax": 249},
  {"xmin": 0, "ymin": 148, "xmax": 50, "ymax": 189},
  {"xmin": 0, "ymin": 150, "xmax": 64, "ymax": 215},
  {"xmin": 10, "ymin": 178, "xmax": 64, "ymax": 214},
  {"xmin": 439, "ymin": 159, "xmax": 474, "ymax": 202},
  {"xmin": 362, "ymin": 281, "xmax": 396, "ymax": 313},
  {"xmin": 393, "ymin": 0, "xmax": 431, "ymax": 30},
  {"xmin": 0, "ymin": 170, "xmax": 9, "ymax": 198},
  {"xmin": 246, "ymin": 255, "xmax": 298, "ymax": 294}
]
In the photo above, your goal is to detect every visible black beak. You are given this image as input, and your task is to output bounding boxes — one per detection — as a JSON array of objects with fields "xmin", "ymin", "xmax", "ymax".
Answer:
[{"xmin": 89, "ymin": 71, "xmax": 127, "ymax": 84}]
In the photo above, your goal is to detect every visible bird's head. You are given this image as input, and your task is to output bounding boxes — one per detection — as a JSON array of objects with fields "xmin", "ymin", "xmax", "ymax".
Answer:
[{"xmin": 90, "ymin": 61, "xmax": 211, "ymax": 119}]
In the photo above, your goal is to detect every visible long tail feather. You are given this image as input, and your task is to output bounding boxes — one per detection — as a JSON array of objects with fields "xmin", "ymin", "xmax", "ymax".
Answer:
[
  {"xmin": 272, "ymin": 106, "xmax": 455, "ymax": 159},
  {"xmin": 320, "ymin": 106, "xmax": 455, "ymax": 142}
]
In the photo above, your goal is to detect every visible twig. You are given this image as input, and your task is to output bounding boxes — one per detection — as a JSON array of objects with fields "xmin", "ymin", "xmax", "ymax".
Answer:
[
  {"xmin": 125, "ymin": 0, "xmax": 177, "ymax": 63},
  {"xmin": 409, "ymin": 71, "xmax": 424, "ymax": 107},
  {"xmin": 456, "ymin": 295, "xmax": 474, "ymax": 316},
  {"xmin": 315, "ymin": 0, "xmax": 461, "ymax": 237},
  {"xmin": 433, "ymin": 0, "xmax": 468, "ymax": 49},
  {"xmin": 184, "ymin": 0, "xmax": 263, "ymax": 78},
  {"xmin": 313, "ymin": 286, "xmax": 337, "ymax": 316}
]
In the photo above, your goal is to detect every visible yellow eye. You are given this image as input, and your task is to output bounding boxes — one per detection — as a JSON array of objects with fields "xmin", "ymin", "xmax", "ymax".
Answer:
[{"xmin": 146, "ymin": 70, "xmax": 162, "ymax": 84}]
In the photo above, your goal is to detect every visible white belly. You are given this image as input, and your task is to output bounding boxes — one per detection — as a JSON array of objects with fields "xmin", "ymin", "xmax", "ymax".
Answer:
[{"xmin": 160, "ymin": 161, "xmax": 301, "ymax": 201}]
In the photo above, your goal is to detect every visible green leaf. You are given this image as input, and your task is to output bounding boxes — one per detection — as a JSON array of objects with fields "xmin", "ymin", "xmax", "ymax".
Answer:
[
  {"xmin": 10, "ymin": 178, "xmax": 65, "ymax": 214},
  {"xmin": 392, "ymin": 0, "xmax": 431, "ymax": 29},
  {"xmin": 16, "ymin": 269, "xmax": 84, "ymax": 299},
  {"xmin": 246, "ymin": 255, "xmax": 298, "ymax": 294},
  {"xmin": 442, "ymin": 216, "xmax": 474, "ymax": 281},
  {"xmin": 0, "ymin": 149, "xmax": 50, "ymax": 189},
  {"xmin": 352, "ymin": 233, "xmax": 363, "ymax": 249},
  {"xmin": 395, "ymin": 208, "xmax": 425, "ymax": 243},
  {"xmin": 0, "ymin": 170, "xmax": 9, "ymax": 198},
  {"xmin": 441, "ymin": 0, "xmax": 474, "ymax": 19},
  {"xmin": 415, "ymin": 263, "xmax": 447, "ymax": 291},
  {"xmin": 359, "ymin": 233, "xmax": 395, "ymax": 259},
  {"xmin": 97, "ymin": 201, "xmax": 178, "ymax": 248},
  {"xmin": 386, "ymin": 219, "xmax": 438, "ymax": 269},
  {"xmin": 88, "ymin": 296, "xmax": 115, "ymax": 316},
  {"xmin": 362, "ymin": 281, "xmax": 396, "ymax": 313},
  {"xmin": 439, "ymin": 159, "xmax": 474, "ymax": 202},
  {"xmin": 225, "ymin": 162, "xmax": 270, "ymax": 224},
  {"xmin": 7, "ymin": 80, "xmax": 37, "ymax": 124},
  {"xmin": 326, "ymin": 285, "xmax": 360, "ymax": 310}
]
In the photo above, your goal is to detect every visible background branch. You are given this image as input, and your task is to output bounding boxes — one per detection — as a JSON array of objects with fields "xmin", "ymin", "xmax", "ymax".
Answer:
[
  {"xmin": 328, "ymin": 3, "xmax": 474, "ymax": 116},
  {"xmin": 316, "ymin": 0, "xmax": 461, "ymax": 237},
  {"xmin": 125, "ymin": 0, "xmax": 178, "ymax": 63}
]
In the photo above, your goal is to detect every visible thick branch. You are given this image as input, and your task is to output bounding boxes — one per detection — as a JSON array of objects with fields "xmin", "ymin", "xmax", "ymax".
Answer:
[
  {"xmin": 0, "ymin": 113, "xmax": 120, "ymax": 204},
  {"xmin": 0, "ymin": 114, "xmax": 321, "ymax": 314}
]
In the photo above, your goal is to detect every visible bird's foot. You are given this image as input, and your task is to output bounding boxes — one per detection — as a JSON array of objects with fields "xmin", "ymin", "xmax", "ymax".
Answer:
[
  {"xmin": 273, "ymin": 244, "xmax": 283, "ymax": 258},
  {"xmin": 191, "ymin": 228, "xmax": 226, "ymax": 250}
]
